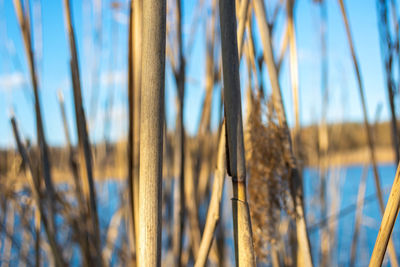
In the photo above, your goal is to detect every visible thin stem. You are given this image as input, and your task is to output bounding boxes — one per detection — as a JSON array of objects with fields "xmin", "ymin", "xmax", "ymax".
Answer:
[
  {"xmin": 195, "ymin": 123, "xmax": 226, "ymax": 267},
  {"xmin": 62, "ymin": 0, "xmax": 103, "ymax": 264},
  {"xmin": 172, "ymin": 1, "xmax": 186, "ymax": 265},
  {"xmin": 338, "ymin": 0, "xmax": 399, "ymax": 265}
]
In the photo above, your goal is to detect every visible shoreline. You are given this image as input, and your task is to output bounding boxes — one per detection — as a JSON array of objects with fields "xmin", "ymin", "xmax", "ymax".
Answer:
[
  {"xmin": 305, "ymin": 146, "xmax": 395, "ymax": 167},
  {"xmin": 4, "ymin": 146, "xmax": 395, "ymax": 187}
]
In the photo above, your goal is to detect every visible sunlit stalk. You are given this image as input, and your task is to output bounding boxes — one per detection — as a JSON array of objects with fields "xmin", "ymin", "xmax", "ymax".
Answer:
[
  {"xmin": 138, "ymin": 0, "xmax": 166, "ymax": 265},
  {"xmin": 219, "ymin": 0, "xmax": 256, "ymax": 265},
  {"xmin": 338, "ymin": 0, "xmax": 399, "ymax": 265},
  {"xmin": 369, "ymin": 162, "xmax": 400, "ymax": 266}
]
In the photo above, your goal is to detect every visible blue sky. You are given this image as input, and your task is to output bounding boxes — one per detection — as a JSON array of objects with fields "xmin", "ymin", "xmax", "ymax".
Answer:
[{"xmin": 0, "ymin": 0, "xmax": 394, "ymax": 148}]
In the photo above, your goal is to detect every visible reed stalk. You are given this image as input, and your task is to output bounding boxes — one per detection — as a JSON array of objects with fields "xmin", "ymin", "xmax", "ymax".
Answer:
[
  {"xmin": 195, "ymin": 123, "xmax": 226, "ymax": 267},
  {"xmin": 127, "ymin": 1, "xmax": 135, "ymax": 260},
  {"xmin": 219, "ymin": 0, "xmax": 256, "ymax": 265},
  {"xmin": 34, "ymin": 207, "xmax": 41, "ymax": 267},
  {"xmin": 197, "ymin": 0, "xmax": 217, "ymax": 203},
  {"xmin": 62, "ymin": 0, "xmax": 103, "ymax": 264},
  {"xmin": 377, "ymin": 0, "xmax": 400, "ymax": 164},
  {"xmin": 102, "ymin": 2, "xmax": 120, "ymax": 144},
  {"xmin": 244, "ymin": 19, "xmax": 260, "ymax": 95},
  {"xmin": 127, "ymin": 0, "xmax": 141, "ymax": 261},
  {"xmin": 197, "ymin": 0, "xmax": 217, "ymax": 136},
  {"xmin": 138, "ymin": 0, "xmax": 166, "ymax": 265},
  {"xmin": 349, "ymin": 164, "xmax": 368, "ymax": 267},
  {"xmin": 277, "ymin": 24, "xmax": 289, "ymax": 74},
  {"xmin": 18, "ymin": 218, "xmax": 31, "ymax": 267},
  {"xmin": 128, "ymin": 0, "xmax": 144, "ymax": 261},
  {"xmin": 10, "ymin": 116, "xmax": 66, "ymax": 266},
  {"xmin": 184, "ymin": 146, "xmax": 202, "ymax": 259},
  {"xmin": 57, "ymin": 90, "xmax": 91, "ymax": 264},
  {"xmin": 252, "ymin": 0, "xmax": 313, "ymax": 265},
  {"xmin": 103, "ymin": 208, "xmax": 124, "ymax": 263},
  {"xmin": 12, "ymin": 0, "xmax": 58, "ymax": 237},
  {"xmin": 2, "ymin": 203, "xmax": 14, "ymax": 267},
  {"xmin": 132, "ymin": 0, "xmax": 143, "ymax": 255},
  {"xmin": 237, "ymin": 0, "xmax": 250, "ymax": 58},
  {"xmin": 57, "ymin": 90, "xmax": 85, "ymax": 215},
  {"xmin": 172, "ymin": 1, "xmax": 186, "ymax": 265},
  {"xmin": 369, "ymin": 162, "xmax": 400, "ymax": 266},
  {"xmin": 338, "ymin": 0, "xmax": 399, "ymax": 265},
  {"xmin": 287, "ymin": 0, "xmax": 300, "ymax": 156}
]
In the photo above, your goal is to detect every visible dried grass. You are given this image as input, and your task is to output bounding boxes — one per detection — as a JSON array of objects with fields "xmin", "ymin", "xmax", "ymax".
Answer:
[{"xmin": 245, "ymin": 95, "xmax": 294, "ymax": 261}]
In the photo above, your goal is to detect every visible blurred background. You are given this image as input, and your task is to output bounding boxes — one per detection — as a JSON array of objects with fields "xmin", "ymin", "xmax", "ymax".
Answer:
[{"xmin": 1, "ymin": 0, "xmax": 400, "ymax": 266}]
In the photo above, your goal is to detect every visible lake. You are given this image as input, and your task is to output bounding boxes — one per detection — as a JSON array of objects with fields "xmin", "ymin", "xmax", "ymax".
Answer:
[{"xmin": 2, "ymin": 164, "xmax": 399, "ymax": 266}]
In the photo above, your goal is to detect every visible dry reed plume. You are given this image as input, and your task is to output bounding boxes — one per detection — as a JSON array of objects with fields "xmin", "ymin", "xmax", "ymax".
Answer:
[{"xmin": 245, "ymin": 95, "xmax": 294, "ymax": 262}]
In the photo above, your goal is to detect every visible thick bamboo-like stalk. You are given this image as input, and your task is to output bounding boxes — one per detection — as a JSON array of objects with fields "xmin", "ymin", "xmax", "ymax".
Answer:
[
  {"xmin": 138, "ymin": 0, "xmax": 166, "ymax": 265},
  {"xmin": 219, "ymin": 0, "xmax": 256, "ymax": 265},
  {"xmin": 337, "ymin": 1, "xmax": 399, "ymax": 265},
  {"xmin": 195, "ymin": 124, "xmax": 226, "ymax": 267},
  {"xmin": 62, "ymin": 0, "xmax": 103, "ymax": 264},
  {"xmin": 369, "ymin": 162, "xmax": 400, "ymax": 266},
  {"xmin": 252, "ymin": 0, "xmax": 313, "ymax": 266},
  {"xmin": 172, "ymin": 1, "xmax": 186, "ymax": 265}
]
